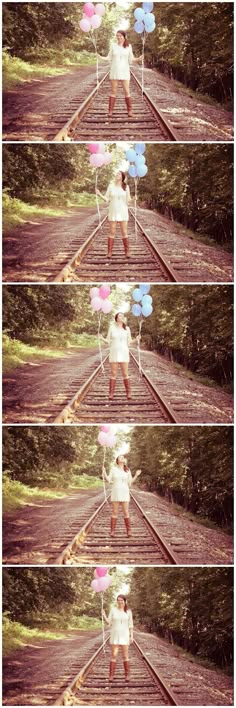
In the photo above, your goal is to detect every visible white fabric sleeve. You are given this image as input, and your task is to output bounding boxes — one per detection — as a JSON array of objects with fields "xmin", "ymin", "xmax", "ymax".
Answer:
[
  {"xmin": 108, "ymin": 44, "xmax": 113, "ymax": 62},
  {"xmin": 126, "ymin": 185, "xmax": 131, "ymax": 204},
  {"xmin": 127, "ymin": 470, "xmax": 133, "ymax": 487},
  {"xmin": 108, "ymin": 608, "xmax": 113, "ymax": 624},
  {"xmin": 128, "ymin": 609, "xmax": 133, "ymax": 628},
  {"xmin": 104, "ymin": 185, "xmax": 111, "ymax": 202},
  {"xmin": 128, "ymin": 45, "xmax": 134, "ymax": 63},
  {"xmin": 107, "ymin": 325, "xmax": 112, "ymax": 344},
  {"xmin": 127, "ymin": 327, "xmax": 132, "ymax": 345}
]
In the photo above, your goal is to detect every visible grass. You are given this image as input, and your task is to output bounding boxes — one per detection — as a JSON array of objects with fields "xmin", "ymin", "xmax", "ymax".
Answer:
[
  {"xmin": 3, "ymin": 192, "xmax": 100, "ymax": 232},
  {"xmin": 173, "ymin": 219, "xmax": 233, "ymax": 253},
  {"xmin": 3, "ymin": 48, "xmax": 97, "ymax": 90},
  {"xmin": 155, "ymin": 67, "xmax": 233, "ymax": 112},
  {"xmin": 71, "ymin": 473, "xmax": 103, "ymax": 489},
  {"xmin": 3, "ymin": 615, "xmax": 66, "ymax": 656},
  {"xmin": 3, "ymin": 332, "xmax": 99, "ymax": 372},
  {"xmin": 3, "ymin": 474, "xmax": 65, "ymax": 513},
  {"xmin": 162, "ymin": 496, "xmax": 233, "ymax": 535}
]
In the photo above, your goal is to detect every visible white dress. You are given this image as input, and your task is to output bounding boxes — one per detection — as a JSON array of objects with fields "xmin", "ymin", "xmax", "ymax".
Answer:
[
  {"xmin": 105, "ymin": 184, "xmax": 130, "ymax": 222},
  {"xmin": 108, "ymin": 44, "xmax": 134, "ymax": 80},
  {"xmin": 107, "ymin": 466, "xmax": 132, "ymax": 502},
  {"xmin": 107, "ymin": 324, "xmax": 131, "ymax": 363},
  {"xmin": 108, "ymin": 607, "xmax": 133, "ymax": 645}
]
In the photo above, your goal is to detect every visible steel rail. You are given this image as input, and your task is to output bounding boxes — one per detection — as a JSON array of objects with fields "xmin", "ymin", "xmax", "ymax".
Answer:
[
  {"xmin": 51, "ymin": 353, "xmax": 110, "ymax": 424},
  {"xmin": 129, "ymin": 351, "xmax": 179, "ymax": 423},
  {"xmin": 53, "ymin": 70, "xmax": 110, "ymax": 141},
  {"xmin": 130, "ymin": 69, "xmax": 179, "ymax": 141}
]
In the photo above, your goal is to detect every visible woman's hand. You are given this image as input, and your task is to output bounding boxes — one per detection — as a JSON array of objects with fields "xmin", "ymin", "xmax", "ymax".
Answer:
[
  {"xmin": 136, "ymin": 335, "xmax": 141, "ymax": 343},
  {"xmin": 136, "ymin": 469, "xmax": 142, "ymax": 477},
  {"xmin": 130, "ymin": 634, "xmax": 134, "ymax": 644}
]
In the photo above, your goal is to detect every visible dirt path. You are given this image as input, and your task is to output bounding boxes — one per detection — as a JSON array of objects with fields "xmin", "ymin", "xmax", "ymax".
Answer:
[
  {"xmin": 3, "ymin": 64, "xmax": 233, "ymax": 142},
  {"xmin": 3, "ymin": 487, "xmax": 233, "ymax": 566},
  {"xmin": 3, "ymin": 347, "xmax": 233, "ymax": 424},
  {"xmin": 3, "ymin": 628, "xmax": 233, "ymax": 706},
  {"xmin": 3, "ymin": 206, "xmax": 233, "ymax": 284}
]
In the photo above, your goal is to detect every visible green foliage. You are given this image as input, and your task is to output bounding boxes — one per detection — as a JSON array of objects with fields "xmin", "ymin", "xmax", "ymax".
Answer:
[
  {"xmin": 3, "ymin": 473, "xmax": 65, "ymax": 512},
  {"xmin": 2, "ymin": 48, "xmax": 68, "ymax": 89},
  {"xmin": 3, "ymin": 613, "xmax": 65, "ymax": 655},
  {"xmin": 3, "ymin": 191, "xmax": 65, "ymax": 232},
  {"xmin": 129, "ymin": 568, "xmax": 233, "ymax": 670},
  {"xmin": 128, "ymin": 426, "xmax": 233, "ymax": 529}
]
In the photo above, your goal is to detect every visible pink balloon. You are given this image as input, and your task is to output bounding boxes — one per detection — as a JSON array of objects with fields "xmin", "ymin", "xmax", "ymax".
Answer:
[
  {"xmin": 95, "ymin": 3, "xmax": 105, "ymax": 16},
  {"xmin": 91, "ymin": 14, "xmax": 102, "ymax": 28},
  {"xmin": 98, "ymin": 431, "xmax": 108, "ymax": 446},
  {"xmin": 91, "ymin": 578, "xmax": 100, "ymax": 591},
  {"xmin": 90, "ymin": 153, "xmax": 104, "ymax": 168},
  {"xmin": 88, "ymin": 143, "xmax": 99, "ymax": 154},
  {"xmin": 106, "ymin": 434, "xmax": 116, "ymax": 448},
  {"xmin": 101, "ymin": 299, "xmax": 112, "ymax": 314},
  {"xmin": 102, "ymin": 152, "xmax": 112, "ymax": 165},
  {"xmin": 83, "ymin": 2, "xmax": 95, "ymax": 17},
  {"xmin": 91, "ymin": 296, "xmax": 102, "ymax": 311},
  {"xmin": 100, "ymin": 424, "xmax": 110, "ymax": 432},
  {"xmin": 96, "ymin": 566, "xmax": 108, "ymax": 577},
  {"xmin": 80, "ymin": 18, "xmax": 91, "ymax": 32},
  {"xmin": 94, "ymin": 569, "xmax": 99, "ymax": 578},
  {"xmin": 97, "ymin": 143, "xmax": 106, "ymax": 154},
  {"xmin": 90, "ymin": 286, "xmax": 99, "ymax": 298},
  {"xmin": 97, "ymin": 575, "xmax": 112, "ymax": 591},
  {"xmin": 99, "ymin": 284, "xmax": 110, "ymax": 299}
]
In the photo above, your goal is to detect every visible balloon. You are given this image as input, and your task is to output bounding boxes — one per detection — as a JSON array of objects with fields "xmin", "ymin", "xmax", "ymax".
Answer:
[
  {"xmin": 134, "ymin": 8, "xmax": 145, "ymax": 21},
  {"xmin": 135, "ymin": 143, "xmax": 146, "ymax": 154},
  {"xmin": 134, "ymin": 154, "xmax": 145, "ymax": 166},
  {"xmin": 99, "ymin": 284, "xmax": 110, "ymax": 299},
  {"xmin": 90, "ymin": 13, "xmax": 101, "ymax": 28},
  {"xmin": 137, "ymin": 164, "xmax": 148, "ymax": 177},
  {"xmin": 146, "ymin": 23, "xmax": 155, "ymax": 33},
  {"xmin": 139, "ymin": 283, "xmax": 150, "ymax": 294},
  {"xmin": 126, "ymin": 148, "xmax": 136, "ymax": 162},
  {"xmin": 90, "ymin": 286, "xmax": 99, "ymax": 298},
  {"xmin": 88, "ymin": 143, "xmax": 99, "ymax": 153},
  {"xmin": 132, "ymin": 287, "xmax": 143, "ymax": 302},
  {"xmin": 142, "ymin": 294, "xmax": 152, "ymax": 305},
  {"xmin": 90, "ymin": 153, "xmax": 104, "ymax": 167},
  {"xmin": 95, "ymin": 3, "xmax": 105, "ymax": 16},
  {"xmin": 100, "ymin": 424, "xmax": 110, "ymax": 432},
  {"xmin": 91, "ymin": 578, "xmax": 100, "ymax": 591},
  {"xmin": 132, "ymin": 304, "xmax": 142, "ymax": 317},
  {"xmin": 98, "ymin": 431, "xmax": 108, "ymax": 445},
  {"xmin": 102, "ymin": 152, "xmax": 112, "ymax": 165},
  {"xmin": 106, "ymin": 434, "xmax": 116, "ymax": 448},
  {"xmin": 134, "ymin": 21, "xmax": 144, "ymax": 34},
  {"xmin": 91, "ymin": 296, "xmax": 102, "ymax": 311},
  {"xmin": 94, "ymin": 568, "xmax": 99, "ymax": 578},
  {"xmin": 142, "ymin": 303, "xmax": 153, "ymax": 317},
  {"xmin": 98, "ymin": 143, "xmax": 106, "ymax": 153},
  {"xmin": 128, "ymin": 165, "xmax": 138, "ymax": 178},
  {"xmin": 144, "ymin": 12, "xmax": 155, "ymax": 23},
  {"xmin": 97, "ymin": 575, "xmax": 112, "ymax": 591},
  {"xmin": 80, "ymin": 18, "xmax": 91, "ymax": 32},
  {"xmin": 83, "ymin": 2, "xmax": 95, "ymax": 17},
  {"xmin": 101, "ymin": 299, "xmax": 112, "ymax": 314},
  {"xmin": 142, "ymin": 2, "xmax": 154, "ymax": 11},
  {"xmin": 96, "ymin": 566, "xmax": 108, "ymax": 577}
]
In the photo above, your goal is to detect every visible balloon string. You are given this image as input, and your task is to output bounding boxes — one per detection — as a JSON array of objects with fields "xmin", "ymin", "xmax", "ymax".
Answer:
[
  {"xmin": 134, "ymin": 178, "xmax": 138, "ymax": 241},
  {"xmin": 141, "ymin": 34, "xmax": 146, "ymax": 97},
  {"xmin": 137, "ymin": 320, "xmax": 143, "ymax": 374},
  {"xmin": 90, "ymin": 31, "xmax": 99, "ymax": 88},
  {"xmin": 98, "ymin": 312, "xmax": 105, "ymax": 373},
  {"xmin": 101, "ymin": 593, "xmax": 106, "ymax": 653},
  {"xmin": 95, "ymin": 170, "xmax": 102, "ymax": 226},
  {"xmin": 102, "ymin": 447, "xmax": 108, "ymax": 502}
]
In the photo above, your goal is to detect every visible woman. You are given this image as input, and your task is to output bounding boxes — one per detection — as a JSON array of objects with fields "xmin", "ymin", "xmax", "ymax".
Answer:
[
  {"xmin": 98, "ymin": 30, "xmax": 142, "ymax": 117},
  {"xmin": 103, "ymin": 594, "xmax": 133, "ymax": 681},
  {"xmin": 96, "ymin": 171, "xmax": 136, "ymax": 258},
  {"xmin": 103, "ymin": 455, "xmax": 142, "ymax": 536},
  {"xmin": 100, "ymin": 312, "xmax": 140, "ymax": 400}
]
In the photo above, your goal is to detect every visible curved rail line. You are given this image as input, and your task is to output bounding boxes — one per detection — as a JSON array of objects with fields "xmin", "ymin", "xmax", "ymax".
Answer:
[
  {"xmin": 53, "ymin": 69, "xmax": 178, "ymax": 142},
  {"xmin": 53, "ymin": 492, "xmax": 178, "ymax": 566},
  {"xmin": 53, "ymin": 210, "xmax": 178, "ymax": 283},
  {"xmin": 52, "ymin": 351, "xmax": 179, "ymax": 425},
  {"xmin": 54, "ymin": 635, "xmax": 178, "ymax": 706}
]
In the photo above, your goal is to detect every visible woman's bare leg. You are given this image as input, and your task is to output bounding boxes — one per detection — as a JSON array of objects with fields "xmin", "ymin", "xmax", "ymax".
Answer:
[
  {"xmin": 111, "ymin": 501, "xmax": 119, "ymax": 535},
  {"xmin": 110, "ymin": 645, "xmax": 119, "ymax": 680},
  {"xmin": 122, "ymin": 80, "xmax": 133, "ymax": 116},
  {"xmin": 109, "ymin": 362, "xmax": 118, "ymax": 399},
  {"xmin": 108, "ymin": 221, "xmax": 116, "ymax": 257},
  {"xmin": 121, "ymin": 501, "xmax": 131, "ymax": 536},
  {"xmin": 121, "ymin": 645, "xmax": 130, "ymax": 680},
  {"xmin": 120, "ymin": 362, "xmax": 131, "ymax": 399},
  {"xmin": 109, "ymin": 80, "xmax": 118, "ymax": 116},
  {"xmin": 120, "ymin": 221, "xmax": 129, "ymax": 256}
]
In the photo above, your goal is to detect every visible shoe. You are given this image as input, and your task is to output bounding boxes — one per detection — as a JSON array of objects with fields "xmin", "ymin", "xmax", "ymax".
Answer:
[
  {"xmin": 122, "ymin": 238, "xmax": 130, "ymax": 258},
  {"xmin": 124, "ymin": 378, "xmax": 131, "ymax": 399},
  {"xmin": 124, "ymin": 517, "xmax": 131, "ymax": 537},
  {"xmin": 109, "ymin": 378, "xmax": 116, "ymax": 400},
  {"xmin": 125, "ymin": 96, "xmax": 133, "ymax": 117},
  {"xmin": 109, "ymin": 661, "xmax": 116, "ymax": 681},
  {"xmin": 108, "ymin": 96, "xmax": 116, "ymax": 117},
  {"xmin": 108, "ymin": 237, "xmax": 114, "ymax": 258},
  {"xmin": 110, "ymin": 517, "xmax": 117, "ymax": 536},
  {"xmin": 123, "ymin": 661, "xmax": 130, "ymax": 681}
]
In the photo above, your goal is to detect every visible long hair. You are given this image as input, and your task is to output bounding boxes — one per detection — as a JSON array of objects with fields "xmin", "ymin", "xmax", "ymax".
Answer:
[
  {"xmin": 117, "ymin": 29, "xmax": 129, "ymax": 48},
  {"xmin": 115, "ymin": 312, "xmax": 126, "ymax": 330},
  {"xmin": 116, "ymin": 455, "xmax": 129, "ymax": 473},
  {"xmin": 117, "ymin": 594, "xmax": 128, "ymax": 612},
  {"xmin": 120, "ymin": 171, "xmax": 127, "ymax": 192}
]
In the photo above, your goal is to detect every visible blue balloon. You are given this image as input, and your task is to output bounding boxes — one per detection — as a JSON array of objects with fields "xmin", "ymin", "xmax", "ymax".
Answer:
[
  {"xmin": 134, "ymin": 8, "xmax": 145, "ymax": 21},
  {"xmin": 144, "ymin": 12, "xmax": 155, "ymax": 24},
  {"xmin": 142, "ymin": 303, "xmax": 153, "ymax": 317},
  {"xmin": 126, "ymin": 148, "xmax": 136, "ymax": 162},
  {"xmin": 137, "ymin": 164, "xmax": 148, "ymax": 178},
  {"xmin": 134, "ymin": 154, "xmax": 145, "ymax": 166},
  {"xmin": 132, "ymin": 304, "xmax": 142, "ymax": 317},
  {"xmin": 142, "ymin": 2, "xmax": 154, "ymax": 11},
  {"xmin": 139, "ymin": 283, "xmax": 150, "ymax": 295},
  {"xmin": 142, "ymin": 294, "xmax": 152, "ymax": 305},
  {"xmin": 132, "ymin": 288, "xmax": 143, "ymax": 302},
  {"xmin": 128, "ymin": 165, "xmax": 138, "ymax": 178},
  {"xmin": 146, "ymin": 22, "xmax": 155, "ymax": 33},
  {"xmin": 135, "ymin": 143, "xmax": 146, "ymax": 154},
  {"xmin": 134, "ymin": 20, "xmax": 144, "ymax": 34}
]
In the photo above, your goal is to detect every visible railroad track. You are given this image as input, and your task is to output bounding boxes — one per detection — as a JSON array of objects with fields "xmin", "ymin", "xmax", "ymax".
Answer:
[
  {"xmin": 51, "ymin": 351, "xmax": 179, "ymax": 425},
  {"xmin": 53, "ymin": 210, "xmax": 177, "ymax": 283},
  {"xmin": 53, "ymin": 69, "xmax": 178, "ymax": 142},
  {"xmin": 53, "ymin": 492, "xmax": 178, "ymax": 566},
  {"xmin": 54, "ymin": 635, "xmax": 178, "ymax": 706}
]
